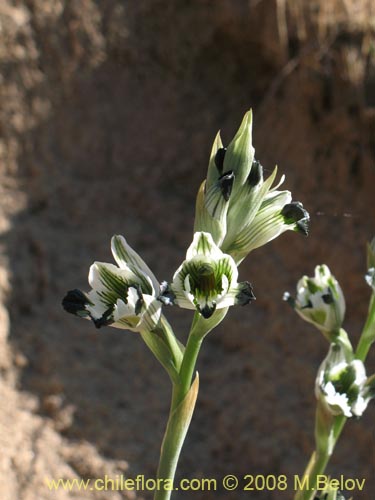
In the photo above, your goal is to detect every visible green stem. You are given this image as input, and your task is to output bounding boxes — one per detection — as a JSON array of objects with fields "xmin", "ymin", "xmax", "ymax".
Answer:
[
  {"xmin": 356, "ymin": 294, "xmax": 375, "ymax": 361},
  {"xmin": 294, "ymin": 301, "xmax": 375, "ymax": 500},
  {"xmin": 294, "ymin": 451, "xmax": 330, "ymax": 500},
  {"xmin": 294, "ymin": 414, "xmax": 346, "ymax": 500},
  {"xmin": 154, "ymin": 317, "xmax": 204, "ymax": 500},
  {"xmin": 154, "ymin": 384, "xmax": 182, "ymax": 500},
  {"xmin": 175, "ymin": 330, "xmax": 203, "ymax": 405},
  {"xmin": 153, "ymin": 310, "xmax": 228, "ymax": 500}
]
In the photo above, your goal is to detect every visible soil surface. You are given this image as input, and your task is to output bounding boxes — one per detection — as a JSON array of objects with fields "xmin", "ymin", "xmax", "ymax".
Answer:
[{"xmin": 1, "ymin": 1, "xmax": 375, "ymax": 499}]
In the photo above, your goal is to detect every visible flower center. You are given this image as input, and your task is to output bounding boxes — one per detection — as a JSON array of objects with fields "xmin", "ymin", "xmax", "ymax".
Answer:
[{"xmin": 195, "ymin": 263, "xmax": 216, "ymax": 294}]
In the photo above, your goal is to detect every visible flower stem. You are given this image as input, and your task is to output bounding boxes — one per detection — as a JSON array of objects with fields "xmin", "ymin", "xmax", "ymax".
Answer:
[
  {"xmin": 154, "ymin": 318, "xmax": 205, "ymax": 500},
  {"xmin": 294, "ymin": 301, "xmax": 375, "ymax": 500},
  {"xmin": 153, "ymin": 310, "xmax": 229, "ymax": 500},
  {"xmin": 154, "ymin": 384, "xmax": 191, "ymax": 500},
  {"xmin": 294, "ymin": 414, "xmax": 346, "ymax": 500},
  {"xmin": 175, "ymin": 331, "xmax": 203, "ymax": 405},
  {"xmin": 356, "ymin": 294, "xmax": 375, "ymax": 361},
  {"xmin": 294, "ymin": 451, "xmax": 330, "ymax": 500}
]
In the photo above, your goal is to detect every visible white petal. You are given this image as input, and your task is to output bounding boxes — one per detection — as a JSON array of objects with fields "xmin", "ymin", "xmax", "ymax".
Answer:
[
  {"xmin": 351, "ymin": 395, "xmax": 369, "ymax": 417},
  {"xmin": 111, "ymin": 235, "xmax": 159, "ymax": 293},
  {"xmin": 138, "ymin": 295, "xmax": 162, "ymax": 331},
  {"xmin": 184, "ymin": 274, "xmax": 191, "ymax": 294},
  {"xmin": 324, "ymin": 382, "xmax": 352, "ymax": 417},
  {"xmin": 351, "ymin": 360, "xmax": 367, "ymax": 385},
  {"xmin": 113, "ymin": 298, "xmax": 137, "ymax": 321},
  {"xmin": 220, "ymin": 274, "xmax": 230, "ymax": 296},
  {"xmin": 86, "ymin": 290, "xmax": 111, "ymax": 320},
  {"xmin": 88, "ymin": 262, "xmax": 137, "ymax": 292},
  {"xmin": 216, "ymin": 293, "xmax": 236, "ymax": 308}
]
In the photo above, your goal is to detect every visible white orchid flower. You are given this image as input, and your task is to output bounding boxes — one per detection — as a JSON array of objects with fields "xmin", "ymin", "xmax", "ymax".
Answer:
[
  {"xmin": 315, "ymin": 343, "xmax": 370, "ymax": 418},
  {"xmin": 284, "ymin": 264, "xmax": 345, "ymax": 336},
  {"xmin": 160, "ymin": 232, "xmax": 255, "ymax": 319},
  {"xmin": 62, "ymin": 235, "xmax": 161, "ymax": 332}
]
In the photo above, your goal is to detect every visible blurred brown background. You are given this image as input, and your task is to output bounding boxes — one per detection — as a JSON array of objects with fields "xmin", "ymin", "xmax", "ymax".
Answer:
[{"xmin": 1, "ymin": 1, "xmax": 375, "ymax": 499}]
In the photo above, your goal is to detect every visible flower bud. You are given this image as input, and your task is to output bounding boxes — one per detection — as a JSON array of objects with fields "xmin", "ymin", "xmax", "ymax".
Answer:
[
  {"xmin": 315, "ymin": 343, "xmax": 370, "ymax": 418},
  {"xmin": 284, "ymin": 265, "xmax": 345, "ymax": 337}
]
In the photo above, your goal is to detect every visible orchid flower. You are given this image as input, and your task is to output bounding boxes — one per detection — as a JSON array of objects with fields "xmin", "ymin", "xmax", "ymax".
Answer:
[
  {"xmin": 62, "ymin": 235, "xmax": 161, "ymax": 333},
  {"xmin": 161, "ymin": 232, "xmax": 254, "ymax": 319}
]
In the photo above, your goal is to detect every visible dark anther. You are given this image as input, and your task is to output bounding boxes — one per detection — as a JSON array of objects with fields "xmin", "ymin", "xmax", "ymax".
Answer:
[
  {"xmin": 236, "ymin": 281, "xmax": 256, "ymax": 306},
  {"xmin": 62, "ymin": 289, "xmax": 90, "ymax": 316},
  {"xmin": 283, "ymin": 292, "xmax": 296, "ymax": 308},
  {"xmin": 158, "ymin": 281, "xmax": 176, "ymax": 306},
  {"xmin": 219, "ymin": 170, "xmax": 234, "ymax": 201},
  {"xmin": 296, "ymin": 219, "xmax": 309, "ymax": 236},
  {"xmin": 281, "ymin": 201, "xmax": 307, "ymax": 221},
  {"xmin": 281, "ymin": 202, "xmax": 310, "ymax": 236},
  {"xmin": 214, "ymin": 147, "xmax": 227, "ymax": 174},
  {"xmin": 247, "ymin": 160, "xmax": 263, "ymax": 187}
]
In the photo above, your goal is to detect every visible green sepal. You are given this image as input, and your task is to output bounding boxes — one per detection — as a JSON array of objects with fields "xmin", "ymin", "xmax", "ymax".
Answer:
[{"xmin": 189, "ymin": 307, "xmax": 229, "ymax": 340}]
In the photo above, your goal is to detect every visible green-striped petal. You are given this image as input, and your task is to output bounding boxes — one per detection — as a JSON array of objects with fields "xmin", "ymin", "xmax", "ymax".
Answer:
[
  {"xmin": 111, "ymin": 235, "xmax": 158, "ymax": 294},
  {"xmin": 194, "ymin": 181, "xmax": 228, "ymax": 246},
  {"xmin": 186, "ymin": 232, "xmax": 224, "ymax": 261},
  {"xmin": 223, "ymin": 110, "xmax": 255, "ymax": 192}
]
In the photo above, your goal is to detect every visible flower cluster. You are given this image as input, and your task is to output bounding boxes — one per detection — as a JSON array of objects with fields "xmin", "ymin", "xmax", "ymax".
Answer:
[
  {"xmin": 63, "ymin": 111, "xmax": 308, "ymax": 330},
  {"xmin": 194, "ymin": 111, "xmax": 309, "ymax": 264}
]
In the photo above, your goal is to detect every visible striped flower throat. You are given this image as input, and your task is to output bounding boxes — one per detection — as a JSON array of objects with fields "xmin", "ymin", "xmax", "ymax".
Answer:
[{"xmin": 184, "ymin": 260, "xmax": 230, "ymax": 318}]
